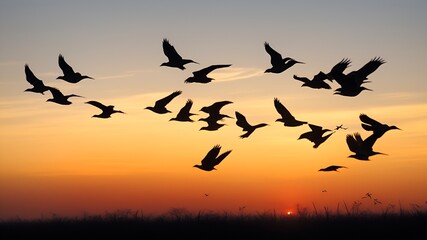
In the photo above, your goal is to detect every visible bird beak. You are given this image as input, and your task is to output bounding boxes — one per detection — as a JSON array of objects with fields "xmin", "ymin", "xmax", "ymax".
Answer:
[{"xmin": 295, "ymin": 61, "xmax": 305, "ymax": 64}]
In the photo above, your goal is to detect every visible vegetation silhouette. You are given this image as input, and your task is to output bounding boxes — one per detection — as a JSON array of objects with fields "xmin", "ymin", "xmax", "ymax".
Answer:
[
  {"xmin": 264, "ymin": 42, "xmax": 304, "ymax": 73},
  {"xmin": 193, "ymin": 145, "xmax": 231, "ymax": 171},
  {"xmin": 24, "ymin": 64, "xmax": 50, "ymax": 94},
  {"xmin": 85, "ymin": 100, "xmax": 125, "ymax": 118},
  {"xmin": 46, "ymin": 87, "xmax": 83, "ymax": 105},
  {"xmin": 56, "ymin": 54, "xmax": 93, "ymax": 83},
  {"xmin": 235, "ymin": 111, "xmax": 268, "ymax": 138},
  {"xmin": 184, "ymin": 64, "xmax": 232, "ymax": 83},
  {"xmin": 145, "ymin": 90, "xmax": 182, "ymax": 114},
  {"xmin": 274, "ymin": 98, "xmax": 307, "ymax": 127}
]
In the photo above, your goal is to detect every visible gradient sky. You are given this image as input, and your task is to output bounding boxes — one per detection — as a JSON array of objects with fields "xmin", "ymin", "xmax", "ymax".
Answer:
[{"xmin": 1, "ymin": 0, "xmax": 427, "ymax": 219}]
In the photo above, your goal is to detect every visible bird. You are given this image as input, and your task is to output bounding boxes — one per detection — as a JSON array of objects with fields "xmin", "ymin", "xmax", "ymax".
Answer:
[
  {"xmin": 160, "ymin": 38, "xmax": 198, "ymax": 70},
  {"xmin": 199, "ymin": 117, "xmax": 226, "ymax": 131},
  {"xmin": 318, "ymin": 165, "xmax": 347, "ymax": 172},
  {"xmin": 56, "ymin": 54, "xmax": 93, "ymax": 83},
  {"xmin": 184, "ymin": 64, "xmax": 232, "ymax": 83},
  {"xmin": 298, "ymin": 124, "xmax": 334, "ymax": 148},
  {"xmin": 24, "ymin": 64, "xmax": 50, "ymax": 94},
  {"xmin": 145, "ymin": 90, "xmax": 182, "ymax": 114},
  {"xmin": 235, "ymin": 111, "xmax": 268, "ymax": 138},
  {"xmin": 274, "ymin": 98, "xmax": 307, "ymax": 127},
  {"xmin": 85, "ymin": 100, "xmax": 125, "ymax": 118},
  {"xmin": 313, "ymin": 132, "xmax": 335, "ymax": 149},
  {"xmin": 200, "ymin": 100, "xmax": 233, "ymax": 121},
  {"xmin": 359, "ymin": 114, "xmax": 400, "ymax": 138},
  {"xmin": 293, "ymin": 71, "xmax": 331, "ymax": 89},
  {"xmin": 346, "ymin": 132, "xmax": 384, "ymax": 160},
  {"xmin": 334, "ymin": 124, "xmax": 347, "ymax": 130},
  {"xmin": 193, "ymin": 145, "xmax": 232, "ymax": 171},
  {"xmin": 170, "ymin": 99, "xmax": 197, "ymax": 122},
  {"xmin": 45, "ymin": 86, "xmax": 83, "ymax": 105},
  {"xmin": 264, "ymin": 42, "xmax": 304, "ymax": 73}
]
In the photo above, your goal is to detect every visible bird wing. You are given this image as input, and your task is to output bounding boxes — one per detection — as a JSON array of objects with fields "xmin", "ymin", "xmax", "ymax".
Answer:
[
  {"xmin": 162, "ymin": 38, "xmax": 183, "ymax": 61},
  {"xmin": 352, "ymin": 57, "xmax": 386, "ymax": 80},
  {"xmin": 235, "ymin": 111, "xmax": 252, "ymax": 130},
  {"xmin": 308, "ymin": 124, "xmax": 323, "ymax": 132},
  {"xmin": 58, "ymin": 54, "xmax": 75, "ymax": 75},
  {"xmin": 274, "ymin": 98, "xmax": 295, "ymax": 120},
  {"xmin": 264, "ymin": 42, "xmax": 283, "ymax": 66},
  {"xmin": 176, "ymin": 99, "xmax": 193, "ymax": 118},
  {"xmin": 154, "ymin": 90, "xmax": 182, "ymax": 108},
  {"xmin": 213, "ymin": 150, "xmax": 232, "ymax": 166},
  {"xmin": 25, "ymin": 64, "xmax": 45, "ymax": 87},
  {"xmin": 202, "ymin": 101, "xmax": 233, "ymax": 114},
  {"xmin": 292, "ymin": 75, "xmax": 310, "ymax": 83},
  {"xmin": 193, "ymin": 64, "xmax": 232, "ymax": 77},
  {"xmin": 201, "ymin": 145, "xmax": 221, "ymax": 166},
  {"xmin": 312, "ymin": 71, "xmax": 328, "ymax": 82},
  {"xmin": 359, "ymin": 113, "xmax": 381, "ymax": 128},
  {"xmin": 85, "ymin": 100, "xmax": 108, "ymax": 110},
  {"xmin": 346, "ymin": 134, "xmax": 359, "ymax": 153},
  {"xmin": 329, "ymin": 58, "xmax": 351, "ymax": 75}
]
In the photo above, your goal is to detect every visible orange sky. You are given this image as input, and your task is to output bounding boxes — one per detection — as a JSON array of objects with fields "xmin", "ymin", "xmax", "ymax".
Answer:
[{"xmin": 1, "ymin": 1, "xmax": 427, "ymax": 219}]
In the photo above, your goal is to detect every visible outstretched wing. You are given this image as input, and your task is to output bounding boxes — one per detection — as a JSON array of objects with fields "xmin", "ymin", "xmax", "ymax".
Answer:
[
  {"xmin": 201, "ymin": 100, "xmax": 233, "ymax": 114},
  {"xmin": 235, "ymin": 111, "xmax": 251, "ymax": 130},
  {"xmin": 353, "ymin": 57, "xmax": 386, "ymax": 79},
  {"xmin": 329, "ymin": 58, "xmax": 351, "ymax": 75},
  {"xmin": 359, "ymin": 113, "xmax": 381, "ymax": 131},
  {"xmin": 176, "ymin": 99, "xmax": 193, "ymax": 117},
  {"xmin": 58, "ymin": 54, "xmax": 75, "ymax": 75},
  {"xmin": 346, "ymin": 134, "xmax": 359, "ymax": 153},
  {"xmin": 274, "ymin": 98, "xmax": 295, "ymax": 120},
  {"xmin": 155, "ymin": 90, "xmax": 182, "ymax": 108},
  {"xmin": 193, "ymin": 64, "xmax": 232, "ymax": 77},
  {"xmin": 85, "ymin": 100, "xmax": 108, "ymax": 110},
  {"xmin": 264, "ymin": 42, "xmax": 283, "ymax": 66},
  {"xmin": 25, "ymin": 64, "xmax": 45, "ymax": 87},
  {"xmin": 293, "ymin": 74, "xmax": 310, "ymax": 83},
  {"xmin": 308, "ymin": 124, "xmax": 323, "ymax": 132},
  {"xmin": 201, "ymin": 145, "xmax": 221, "ymax": 166},
  {"xmin": 162, "ymin": 38, "xmax": 183, "ymax": 61},
  {"xmin": 212, "ymin": 150, "xmax": 232, "ymax": 166},
  {"xmin": 312, "ymin": 71, "xmax": 328, "ymax": 82}
]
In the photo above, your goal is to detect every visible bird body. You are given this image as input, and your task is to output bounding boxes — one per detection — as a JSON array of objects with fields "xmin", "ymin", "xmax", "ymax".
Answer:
[
  {"xmin": 46, "ymin": 87, "xmax": 82, "ymax": 105},
  {"xmin": 235, "ymin": 111, "xmax": 268, "ymax": 138},
  {"xmin": 293, "ymin": 71, "xmax": 331, "ymax": 89},
  {"xmin": 346, "ymin": 132, "xmax": 383, "ymax": 160},
  {"xmin": 299, "ymin": 124, "xmax": 334, "ymax": 148},
  {"xmin": 319, "ymin": 165, "xmax": 347, "ymax": 172},
  {"xmin": 359, "ymin": 114, "xmax": 400, "ymax": 138},
  {"xmin": 56, "ymin": 54, "xmax": 93, "ymax": 83},
  {"xmin": 161, "ymin": 38, "xmax": 198, "ymax": 70},
  {"xmin": 185, "ymin": 64, "xmax": 232, "ymax": 83},
  {"xmin": 274, "ymin": 98, "xmax": 307, "ymax": 127},
  {"xmin": 145, "ymin": 90, "xmax": 182, "ymax": 114},
  {"xmin": 199, "ymin": 117, "xmax": 226, "ymax": 131},
  {"xmin": 264, "ymin": 42, "xmax": 303, "ymax": 73},
  {"xmin": 85, "ymin": 100, "xmax": 124, "ymax": 118},
  {"xmin": 24, "ymin": 64, "xmax": 50, "ymax": 94},
  {"xmin": 193, "ymin": 145, "xmax": 231, "ymax": 171},
  {"xmin": 170, "ymin": 99, "xmax": 197, "ymax": 122}
]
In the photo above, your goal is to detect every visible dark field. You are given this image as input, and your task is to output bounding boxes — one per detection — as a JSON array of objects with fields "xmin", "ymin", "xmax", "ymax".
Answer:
[{"xmin": 1, "ymin": 208, "xmax": 426, "ymax": 240}]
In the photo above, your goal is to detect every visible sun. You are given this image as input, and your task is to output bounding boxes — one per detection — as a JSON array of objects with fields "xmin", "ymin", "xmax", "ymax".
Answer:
[{"xmin": 286, "ymin": 211, "xmax": 292, "ymax": 216}]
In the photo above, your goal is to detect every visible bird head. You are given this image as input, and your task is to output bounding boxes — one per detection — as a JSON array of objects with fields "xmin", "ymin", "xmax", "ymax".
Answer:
[{"xmin": 390, "ymin": 125, "xmax": 401, "ymax": 131}]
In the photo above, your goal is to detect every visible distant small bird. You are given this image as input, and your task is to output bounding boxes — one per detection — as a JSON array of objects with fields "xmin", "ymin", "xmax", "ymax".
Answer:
[
  {"xmin": 193, "ymin": 145, "xmax": 232, "ymax": 171},
  {"xmin": 293, "ymin": 71, "xmax": 331, "ymax": 89},
  {"xmin": 85, "ymin": 100, "xmax": 125, "ymax": 118},
  {"xmin": 56, "ymin": 54, "xmax": 93, "ymax": 83},
  {"xmin": 322, "ymin": 190, "xmax": 327, "ymax": 193},
  {"xmin": 346, "ymin": 132, "xmax": 384, "ymax": 160},
  {"xmin": 170, "ymin": 99, "xmax": 197, "ymax": 122},
  {"xmin": 160, "ymin": 38, "xmax": 198, "ymax": 70},
  {"xmin": 24, "ymin": 64, "xmax": 50, "ymax": 94},
  {"xmin": 264, "ymin": 42, "xmax": 304, "ymax": 73},
  {"xmin": 145, "ymin": 90, "xmax": 182, "ymax": 114},
  {"xmin": 274, "ymin": 98, "xmax": 307, "ymax": 127},
  {"xmin": 359, "ymin": 113, "xmax": 400, "ymax": 138},
  {"xmin": 334, "ymin": 124, "xmax": 347, "ymax": 130},
  {"xmin": 235, "ymin": 111, "xmax": 268, "ymax": 138},
  {"xmin": 46, "ymin": 86, "xmax": 83, "ymax": 105},
  {"xmin": 318, "ymin": 165, "xmax": 347, "ymax": 172},
  {"xmin": 185, "ymin": 64, "xmax": 232, "ymax": 83},
  {"xmin": 362, "ymin": 192, "xmax": 373, "ymax": 199}
]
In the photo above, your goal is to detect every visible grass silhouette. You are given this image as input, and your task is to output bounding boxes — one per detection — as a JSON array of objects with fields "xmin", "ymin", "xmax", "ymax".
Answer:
[{"xmin": 1, "ymin": 205, "xmax": 426, "ymax": 240}]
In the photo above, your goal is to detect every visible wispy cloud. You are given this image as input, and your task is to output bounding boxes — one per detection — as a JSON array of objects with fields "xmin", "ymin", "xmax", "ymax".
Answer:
[
  {"xmin": 96, "ymin": 69, "xmax": 155, "ymax": 80},
  {"xmin": 209, "ymin": 67, "xmax": 264, "ymax": 82}
]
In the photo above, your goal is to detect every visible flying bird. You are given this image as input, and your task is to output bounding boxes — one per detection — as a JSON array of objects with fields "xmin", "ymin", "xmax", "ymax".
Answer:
[
  {"xmin": 318, "ymin": 165, "xmax": 347, "ymax": 172},
  {"xmin": 359, "ymin": 114, "xmax": 400, "ymax": 138},
  {"xmin": 334, "ymin": 124, "xmax": 347, "ymax": 130},
  {"xmin": 199, "ymin": 117, "xmax": 227, "ymax": 131},
  {"xmin": 264, "ymin": 42, "xmax": 304, "ymax": 73},
  {"xmin": 24, "ymin": 64, "xmax": 50, "ymax": 94},
  {"xmin": 200, "ymin": 100, "xmax": 233, "ymax": 121},
  {"xmin": 193, "ymin": 145, "xmax": 232, "ymax": 171},
  {"xmin": 274, "ymin": 98, "xmax": 307, "ymax": 127},
  {"xmin": 160, "ymin": 38, "xmax": 198, "ymax": 70},
  {"xmin": 293, "ymin": 71, "xmax": 331, "ymax": 89},
  {"xmin": 170, "ymin": 99, "xmax": 197, "ymax": 122},
  {"xmin": 313, "ymin": 132, "xmax": 335, "ymax": 149},
  {"xmin": 45, "ymin": 86, "xmax": 82, "ymax": 105},
  {"xmin": 235, "ymin": 111, "xmax": 268, "ymax": 138},
  {"xmin": 56, "ymin": 54, "xmax": 93, "ymax": 83},
  {"xmin": 346, "ymin": 132, "xmax": 384, "ymax": 161},
  {"xmin": 145, "ymin": 90, "xmax": 182, "ymax": 114},
  {"xmin": 298, "ymin": 124, "xmax": 334, "ymax": 148},
  {"xmin": 85, "ymin": 100, "xmax": 125, "ymax": 118},
  {"xmin": 184, "ymin": 64, "xmax": 232, "ymax": 83}
]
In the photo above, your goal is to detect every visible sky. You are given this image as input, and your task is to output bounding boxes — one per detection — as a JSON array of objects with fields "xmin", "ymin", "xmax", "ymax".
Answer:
[{"xmin": 1, "ymin": 0, "xmax": 427, "ymax": 219}]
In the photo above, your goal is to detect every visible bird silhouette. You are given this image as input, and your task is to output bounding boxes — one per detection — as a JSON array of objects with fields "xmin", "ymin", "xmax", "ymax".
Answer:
[
  {"xmin": 318, "ymin": 165, "xmax": 347, "ymax": 172},
  {"xmin": 299, "ymin": 124, "xmax": 334, "ymax": 148},
  {"xmin": 274, "ymin": 98, "xmax": 307, "ymax": 127},
  {"xmin": 145, "ymin": 90, "xmax": 182, "ymax": 114},
  {"xmin": 293, "ymin": 71, "xmax": 331, "ymax": 89},
  {"xmin": 334, "ymin": 124, "xmax": 347, "ymax": 130},
  {"xmin": 200, "ymin": 100, "xmax": 233, "ymax": 121},
  {"xmin": 313, "ymin": 132, "xmax": 335, "ymax": 149},
  {"xmin": 264, "ymin": 42, "xmax": 304, "ymax": 73},
  {"xmin": 193, "ymin": 145, "xmax": 232, "ymax": 171},
  {"xmin": 346, "ymin": 132, "xmax": 384, "ymax": 161},
  {"xmin": 160, "ymin": 38, "xmax": 198, "ymax": 70},
  {"xmin": 235, "ymin": 111, "xmax": 268, "ymax": 138},
  {"xmin": 359, "ymin": 114, "xmax": 400, "ymax": 138},
  {"xmin": 170, "ymin": 99, "xmax": 197, "ymax": 122},
  {"xmin": 199, "ymin": 117, "xmax": 227, "ymax": 131},
  {"xmin": 184, "ymin": 64, "xmax": 232, "ymax": 83},
  {"xmin": 85, "ymin": 100, "xmax": 125, "ymax": 118},
  {"xmin": 46, "ymin": 86, "xmax": 83, "ymax": 105},
  {"xmin": 24, "ymin": 64, "xmax": 50, "ymax": 94},
  {"xmin": 56, "ymin": 54, "xmax": 93, "ymax": 83}
]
